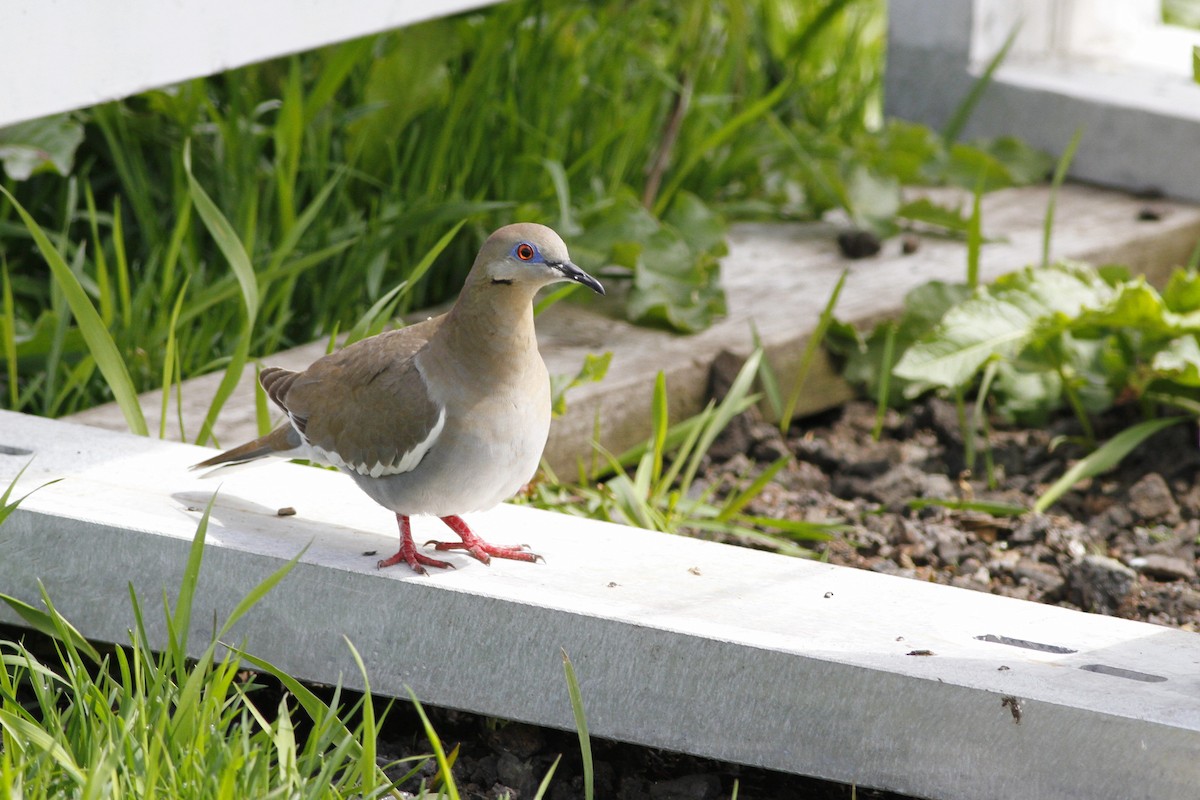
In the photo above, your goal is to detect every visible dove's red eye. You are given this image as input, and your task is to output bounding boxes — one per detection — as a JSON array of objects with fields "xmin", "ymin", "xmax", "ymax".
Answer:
[{"xmin": 516, "ymin": 243, "xmax": 535, "ymax": 261}]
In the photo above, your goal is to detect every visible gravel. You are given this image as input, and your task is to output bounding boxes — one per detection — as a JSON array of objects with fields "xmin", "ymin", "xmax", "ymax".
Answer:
[{"xmin": 703, "ymin": 396, "xmax": 1200, "ymax": 630}]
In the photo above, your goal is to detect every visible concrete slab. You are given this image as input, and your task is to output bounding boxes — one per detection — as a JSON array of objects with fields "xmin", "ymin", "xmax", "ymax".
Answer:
[
  {"xmin": 65, "ymin": 184, "xmax": 1200, "ymax": 475},
  {"xmin": 2, "ymin": 410, "xmax": 1199, "ymax": 799}
]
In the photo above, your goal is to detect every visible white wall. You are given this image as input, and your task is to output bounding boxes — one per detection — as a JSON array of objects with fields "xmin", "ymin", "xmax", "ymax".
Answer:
[
  {"xmin": 0, "ymin": 0, "xmax": 500, "ymax": 127},
  {"xmin": 887, "ymin": 0, "xmax": 1200, "ymax": 202}
]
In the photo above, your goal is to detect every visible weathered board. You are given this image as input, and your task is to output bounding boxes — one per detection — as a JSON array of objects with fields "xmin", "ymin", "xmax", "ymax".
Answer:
[{"xmin": 66, "ymin": 184, "xmax": 1200, "ymax": 473}]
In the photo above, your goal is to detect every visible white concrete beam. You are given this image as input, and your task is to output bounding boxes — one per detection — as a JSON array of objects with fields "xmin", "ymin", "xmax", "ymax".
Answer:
[
  {"xmin": 0, "ymin": 0, "xmax": 500, "ymax": 127},
  {"xmin": 1, "ymin": 410, "xmax": 1198, "ymax": 799},
  {"xmin": 887, "ymin": 0, "xmax": 1200, "ymax": 202}
]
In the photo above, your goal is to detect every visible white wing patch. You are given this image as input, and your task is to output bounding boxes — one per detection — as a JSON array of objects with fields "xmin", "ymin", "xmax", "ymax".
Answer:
[{"xmin": 308, "ymin": 406, "xmax": 445, "ymax": 478}]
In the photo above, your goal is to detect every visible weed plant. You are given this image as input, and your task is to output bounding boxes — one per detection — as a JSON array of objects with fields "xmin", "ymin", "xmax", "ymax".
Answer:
[{"xmin": 830, "ymin": 134, "xmax": 1200, "ymax": 511}]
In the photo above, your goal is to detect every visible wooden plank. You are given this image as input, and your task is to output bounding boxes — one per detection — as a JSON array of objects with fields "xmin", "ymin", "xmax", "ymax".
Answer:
[
  {"xmin": 2, "ymin": 410, "xmax": 1199, "ymax": 799},
  {"xmin": 65, "ymin": 183, "xmax": 1200, "ymax": 472}
]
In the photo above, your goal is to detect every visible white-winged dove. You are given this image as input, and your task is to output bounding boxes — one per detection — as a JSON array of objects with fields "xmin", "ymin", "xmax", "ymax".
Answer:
[{"xmin": 192, "ymin": 223, "xmax": 604, "ymax": 574}]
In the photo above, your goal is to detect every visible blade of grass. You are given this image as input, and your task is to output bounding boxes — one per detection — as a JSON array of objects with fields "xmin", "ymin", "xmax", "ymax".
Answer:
[
  {"xmin": 407, "ymin": 688, "xmax": 462, "ymax": 800},
  {"xmin": 1, "ymin": 260, "xmax": 18, "ymax": 410},
  {"xmin": 112, "ymin": 196, "xmax": 132, "ymax": 329},
  {"xmin": 680, "ymin": 350, "xmax": 763, "ymax": 491},
  {"xmin": 654, "ymin": 76, "xmax": 794, "ymax": 216},
  {"xmin": 185, "ymin": 141, "xmax": 260, "ymax": 445},
  {"xmin": 561, "ymin": 650, "xmax": 594, "ymax": 800},
  {"xmin": 716, "ymin": 456, "xmax": 790, "ymax": 522},
  {"xmin": 780, "ymin": 270, "xmax": 847, "ymax": 432},
  {"xmin": 0, "ymin": 185, "xmax": 148, "ymax": 435},
  {"xmin": 1034, "ymin": 416, "xmax": 1186, "ymax": 513},
  {"xmin": 966, "ymin": 173, "xmax": 984, "ymax": 289},
  {"xmin": 872, "ymin": 321, "xmax": 897, "ymax": 441},
  {"xmin": 82, "ymin": 182, "xmax": 113, "ymax": 325},
  {"xmin": 346, "ymin": 219, "xmax": 466, "ymax": 344},
  {"xmin": 907, "ymin": 497, "xmax": 1027, "ymax": 516},
  {"xmin": 1042, "ymin": 127, "xmax": 1084, "ymax": 268},
  {"xmin": 343, "ymin": 638, "xmax": 377, "ymax": 798},
  {"xmin": 158, "ymin": 276, "xmax": 190, "ymax": 439},
  {"xmin": 750, "ymin": 323, "xmax": 783, "ymax": 419},
  {"xmin": 0, "ymin": 589, "xmax": 100, "ymax": 664},
  {"xmin": 650, "ymin": 372, "xmax": 668, "ymax": 487},
  {"xmin": 943, "ymin": 24, "xmax": 1019, "ymax": 144}
]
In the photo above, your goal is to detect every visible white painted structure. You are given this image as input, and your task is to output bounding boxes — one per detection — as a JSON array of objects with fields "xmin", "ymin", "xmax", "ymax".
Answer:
[
  {"xmin": 887, "ymin": 0, "xmax": 1200, "ymax": 201},
  {"xmin": 2, "ymin": 411, "xmax": 1199, "ymax": 799},
  {"xmin": 0, "ymin": 0, "xmax": 497, "ymax": 128}
]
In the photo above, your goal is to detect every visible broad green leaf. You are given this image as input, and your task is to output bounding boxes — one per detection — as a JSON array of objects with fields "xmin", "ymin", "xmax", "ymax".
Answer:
[
  {"xmin": 578, "ymin": 193, "xmax": 727, "ymax": 333},
  {"xmin": 551, "ymin": 352, "xmax": 612, "ymax": 417},
  {"xmin": 860, "ymin": 119, "xmax": 943, "ymax": 185},
  {"xmin": 893, "ymin": 291, "xmax": 1036, "ymax": 390},
  {"xmin": 1151, "ymin": 335, "xmax": 1200, "ymax": 386},
  {"xmin": 665, "ymin": 191, "xmax": 728, "ymax": 259},
  {"xmin": 941, "ymin": 143, "xmax": 1016, "ymax": 191},
  {"xmin": 970, "ymin": 135, "xmax": 1053, "ymax": 185},
  {"xmin": 895, "ymin": 197, "xmax": 973, "ymax": 235},
  {"xmin": 1162, "ymin": 268, "xmax": 1200, "ymax": 312},
  {"xmin": 845, "ymin": 165, "xmax": 901, "ymax": 235},
  {"xmin": 0, "ymin": 114, "xmax": 84, "ymax": 180}
]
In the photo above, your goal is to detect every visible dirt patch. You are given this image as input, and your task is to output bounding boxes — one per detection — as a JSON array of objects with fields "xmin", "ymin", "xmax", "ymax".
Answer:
[{"xmin": 705, "ymin": 396, "xmax": 1200, "ymax": 630}]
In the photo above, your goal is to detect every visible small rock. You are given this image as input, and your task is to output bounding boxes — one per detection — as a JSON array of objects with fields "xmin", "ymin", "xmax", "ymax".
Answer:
[
  {"xmin": 836, "ymin": 228, "xmax": 881, "ymax": 259},
  {"xmin": 1131, "ymin": 554, "xmax": 1196, "ymax": 581},
  {"xmin": 779, "ymin": 459, "xmax": 830, "ymax": 493},
  {"xmin": 1068, "ymin": 554, "xmax": 1137, "ymax": 614},
  {"xmin": 862, "ymin": 463, "xmax": 954, "ymax": 512},
  {"xmin": 1011, "ymin": 514, "xmax": 1052, "ymax": 544},
  {"xmin": 1014, "ymin": 558, "xmax": 1066, "ymax": 596},
  {"xmin": 618, "ymin": 776, "xmax": 653, "ymax": 800},
  {"xmin": 926, "ymin": 523, "xmax": 968, "ymax": 565},
  {"xmin": 488, "ymin": 722, "xmax": 546, "ymax": 760},
  {"xmin": 1127, "ymin": 473, "xmax": 1180, "ymax": 522},
  {"xmin": 495, "ymin": 751, "xmax": 536, "ymax": 798}
]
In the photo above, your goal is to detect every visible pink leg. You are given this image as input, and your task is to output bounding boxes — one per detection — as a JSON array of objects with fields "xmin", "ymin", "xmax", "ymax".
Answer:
[
  {"xmin": 427, "ymin": 515, "xmax": 542, "ymax": 565},
  {"xmin": 377, "ymin": 514, "xmax": 454, "ymax": 575}
]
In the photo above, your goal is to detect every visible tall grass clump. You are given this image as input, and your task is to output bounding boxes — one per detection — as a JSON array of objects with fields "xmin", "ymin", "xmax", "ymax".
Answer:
[
  {"xmin": 0, "ymin": 498, "xmax": 422, "ymax": 798},
  {"xmin": 1, "ymin": 0, "xmax": 886, "ymax": 425}
]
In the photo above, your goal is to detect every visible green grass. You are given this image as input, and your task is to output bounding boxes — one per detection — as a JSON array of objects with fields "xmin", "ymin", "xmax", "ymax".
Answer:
[
  {"xmin": 529, "ymin": 349, "xmax": 849, "ymax": 554},
  {"xmin": 0, "ymin": 497, "xmax": 416, "ymax": 798},
  {"xmin": 2, "ymin": 0, "xmax": 886, "ymax": 423}
]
